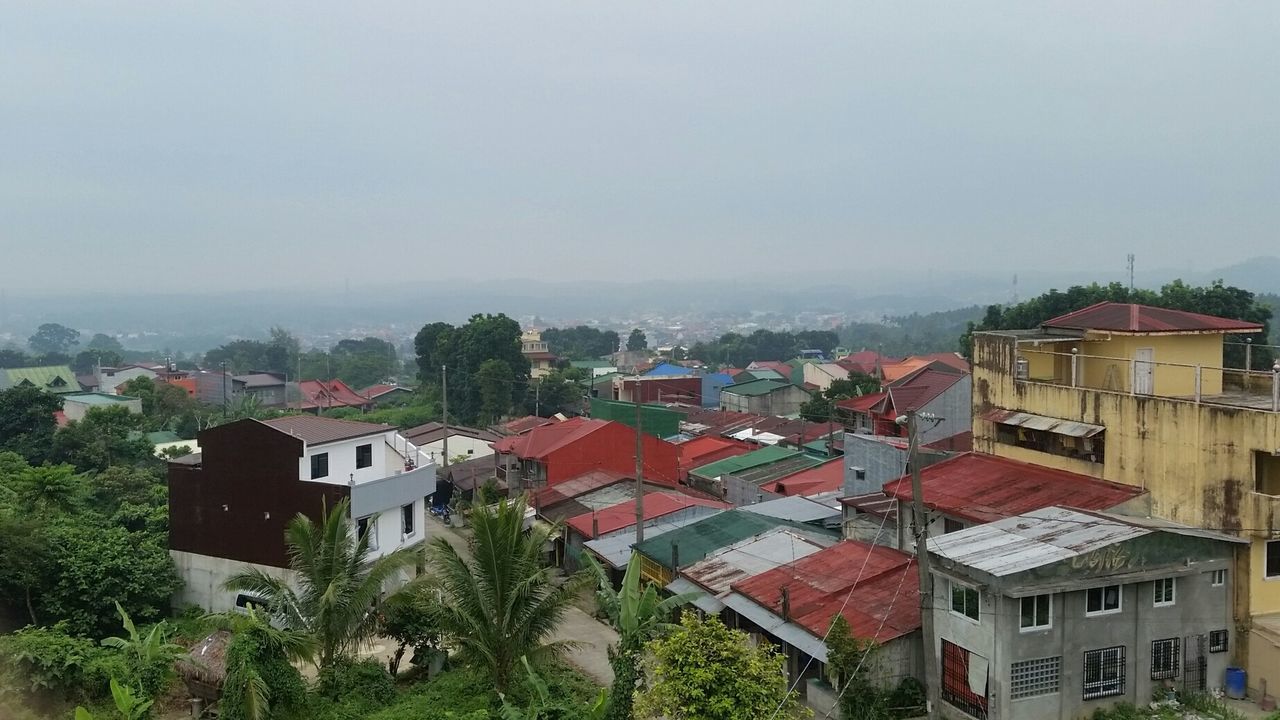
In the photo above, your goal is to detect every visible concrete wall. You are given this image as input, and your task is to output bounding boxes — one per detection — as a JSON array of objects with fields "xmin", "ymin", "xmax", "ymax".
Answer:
[
  {"xmin": 725, "ymin": 474, "xmax": 783, "ymax": 506},
  {"xmin": 933, "ymin": 563, "xmax": 1234, "ymax": 720},
  {"xmin": 417, "ymin": 434, "xmax": 495, "ymax": 462},
  {"xmin": 62, "ymin": 395, "xmax": 143, "ymax": 422},
  {"xmin": 170, "ymin": 550, "xmax": 297, "ymax": 613},
  {"xmin": 920, "ymin": 376, "xmax": 972, "ymax": 445},
  {"xmin": 97, "ymin": 367, "xmax": 156, "ymax": 395},
  {"xmin": 720, "ymin": 385, "xmax": 811, "ymax": 416}
]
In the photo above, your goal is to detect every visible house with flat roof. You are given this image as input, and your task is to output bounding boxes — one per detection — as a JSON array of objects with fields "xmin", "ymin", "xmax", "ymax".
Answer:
[
  {"xmin": 927, "ymin": 506, "xmax": 1242, "ymax": 720},
  {"xmin": 61, "ymin": 392, "xmax": 143, "ymax": 422}
]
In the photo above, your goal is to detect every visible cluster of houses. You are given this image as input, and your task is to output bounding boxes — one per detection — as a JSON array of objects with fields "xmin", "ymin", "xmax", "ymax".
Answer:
[{"xmin": 156, "ymin": 302, "xmax": 1280, "ymax": 718}]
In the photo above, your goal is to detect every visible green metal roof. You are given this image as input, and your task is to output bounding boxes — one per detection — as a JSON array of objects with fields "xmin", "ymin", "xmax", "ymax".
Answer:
[
  {"xmin": 63, "ymin": 391, "xmax": 137, "ymax": 406},
  {"xmin": 590, "ymin": 372, "xmax": 621, "ymax": 385},
  {"xmin": 4, "ymin": 365, "xmax": 79, "ymax": 394},
  {"xmin": 720, "ymin": 379, "xmax": 794, "ymax": 397},
  {"xmin": 589, "ymin": 397, "xmax": 680, "ymax": 438},
  {"xmin": 689, "ymin": 445, "xmax": 800, "ymax": 478},
  {"xmin": 146, "ymin": 430, "xmax": 183, "ymax": 445},
  {"xmin": 635, "ymin": 509, "xmax": 837, "ymax": 569}
]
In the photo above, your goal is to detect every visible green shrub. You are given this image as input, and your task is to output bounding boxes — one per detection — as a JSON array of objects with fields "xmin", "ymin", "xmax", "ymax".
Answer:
[
  {"xmin": 0, "ymin": 624, "xmax": 120, "ymax": 702},
  {"xmin": 364, "ymin": 667, "xmax": 494, "ymax": 720},
  {"xmin": 316, "ymin": 657, "xmax": 397, "ymax": 707}
]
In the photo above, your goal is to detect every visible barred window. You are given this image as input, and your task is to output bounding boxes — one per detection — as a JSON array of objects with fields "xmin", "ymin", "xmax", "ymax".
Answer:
[
  {"xmin": 1083, "ymin": 646, "xmax": 1125, "ymax": 700},
  {"xmin": 1151, "ymin": 638, "xmax": 1180, "ymax": 680},
  {"xmin": 1011, "ymin": 657, "xmax": 1060, "ymax": 699},
  {"xmin": 1209, "ymin": 630, "xmax": 1229, "ymax": 654}
]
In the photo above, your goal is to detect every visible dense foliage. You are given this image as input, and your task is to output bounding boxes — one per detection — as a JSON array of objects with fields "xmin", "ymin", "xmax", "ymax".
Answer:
[
  {"xmin": 0, "ymin": 385, "xmax": 62, "ymax": 463},
  {"xmin": 799, "ymin": 372, "xmax": 882, "ymax": 423},
  {"xmin": 635, "ymin": 613, "xmax": 808, "ymax": 720},
  {"xmin": 541, "ymin": 326, "xmax": 619, "ymax": 360},
  {"xmin": 203, "ymin": 328, "xmax": 404, "ymax": 388},
  {"xmin": 625, "ymin": 329, "xmax": 647, "ymax": 352},
  {"xmin": 414, "ymin": 314, "xmax": 530, "ymax": 425},
  {"xmin": 689, "ymin": 329, "xmax": 840, "ymax": 368}
]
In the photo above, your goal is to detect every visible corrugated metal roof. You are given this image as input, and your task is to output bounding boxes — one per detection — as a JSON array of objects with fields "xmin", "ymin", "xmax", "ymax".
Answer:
[
  {"xmin": 721, "ymin": 378, "xmax": 794, "ymax": 397},
  {"xmin": 883, "ymin": 452, "xmax": 1144, "ymax": 524},
  {"xmin": 689, "ymin": 444, "xmax": 799, "ymax": 478},
  {"xmin": 927, "ymin": 506, "xmax": 1152, "ymax": 577},
  {"xmin": 634, "ymin": 509, "xmax": 837, "ymax": 569},
  {"xmin": 981, "ymin": 409, "xmax": 1104, "ymax": 438},
  {"xmin": 742, "ymin": 496, "xmax": 841, "ymax": 524},
  {"xmin": 762, "ymin": 457, "xmax": 845, "ymax": 496},
  {"xmin": 730, "ymin": 540, "xmax": 920, "ymax": 645},
  {"xmin": 680, "ymin": 528, "xmax": 834, "ymax": 597},
  {"xmin": 1043, "ymin": 302, "xmax": 1264, "ymax": 334},
  {"xmin": 492, "ymin": 417, "xmax": 610, "ymax": 458},
  {"xmin": 567, "ymin": 491, "xmax": 730, "ymax": 538},
  {"xmin": 3, "ymin": 365, "xmax": 79, "ymax": 393},
  {"xmin": 584, "ymin": 512, "xmax": 718, "ymax": 569},
  {"xmin": 729, "ymin": 453, "xmax": 826, "ymax": 485},
  {"xmin": 261, "ymin": 415, "xmax": 392, "ymax": 446}
]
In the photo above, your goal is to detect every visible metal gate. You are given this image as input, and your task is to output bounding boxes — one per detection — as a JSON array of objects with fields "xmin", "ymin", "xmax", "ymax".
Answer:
[{"xmin": 1183, "ymin": 634, "xmax": 1207, "ymax": 693}]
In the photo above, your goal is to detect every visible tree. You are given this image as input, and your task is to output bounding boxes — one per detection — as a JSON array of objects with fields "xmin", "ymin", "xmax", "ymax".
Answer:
[
  {"xmin": 635, "ymin": 613, "xmax": 808, "ymax": 720},
  {"xmin": 28, "ymin": 323, "xmax": 80, "ymax": 356},
  {"xmin": 72, "ymin": 349, "xmax": 123, "ymax": 374},
  {"xmin": 378, "ymin": 588, "xmax": 444, "ymax": 677},
  {"xmin": 527, "ymin": 367, "xmax": 586, "ymax": 417},
  {"xmin": 429, "ymin": 497, "xmax": 587, "ymax": 692},
  {"xmin": 584, "ymin": 553, "xmax": 694, "ymax": 720},
  {"xmin": 414, "ymin": 314, "xmax": 530, "ymax": 425},
  {"xmin": 800, "ymin": 372, "xmax": 882, "ymax": 423},
  {"xmin": 40, "ymin": 521, "xmax": 181, "ymax": 637},
  {"xmin": 118, "ymin": 376, "xmax": 197, "ymax": 432},
  {"xmin": 208, "ymin": 607, "xmax": 313, "ymax": 720},
  {"xmin": 52, "ymin": 405, "xmax": 155, "ymax": 473},
  {"xmin": 331, "ymin": 337, "xmax": 399, "ymax": 388},
  {"xmin": 0, "ymin": 384, "xmax": 63, "ymax": 463},
  {"xmin": 474, "ymin": 359, "xmax": 515, "ymax": 423},
  {"xmin": 86, "ymin": 333, "xmax": 125, "ymax": 354},
  {"xmin": 101, "ymin": 601, "xmax": 184, "ymax": 699},
  {"xmin": 0, "ymin": 347, "xmax": 31, "ymax": 368},
  {"xmin": 224, "ymin": 497, "xmax": 420, "ymax": 671},
  {"xmin": 0, "ymin": 514, "xmax": 51, "ymax": 624},
  {"xmin": 542, "ymin": 326, "xmax": 620, "ymax": 359},
  {"xmin": 626, "ymin": 329, "xmax": 647, "ymax": 352}
]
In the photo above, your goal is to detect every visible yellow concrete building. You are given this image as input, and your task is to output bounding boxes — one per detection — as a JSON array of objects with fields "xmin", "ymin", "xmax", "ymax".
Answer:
[
  {"xmin": 521, "ymin": 329, "xmax": 557, "ymax": 379},
  {"xmin": 970, "ymin": 302, "xmax": 1280, "ymax": 691}
]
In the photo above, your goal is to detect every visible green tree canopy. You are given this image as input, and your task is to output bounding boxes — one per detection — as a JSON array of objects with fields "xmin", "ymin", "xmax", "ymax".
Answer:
[
  {"xmin": 414, "ymin": 314, "xmax": 530, "ymax": 425},
  {"xmin": 626, "ymin": 329, "xmax": 647, "ymax": 352},
  {"xmin": 542, "ymin": 326, "xmax": 620, "ymax": 359},
  {"xmin": 28, "ymin": 323, "xmax": 81, "ymax": 356},
  {"xmin": 52, "ymin": 405, "xmax": 156, "ymax": 473},
  {"xmin": 0, "ymin": 347, "xmax": 32, "ymax": 368},
  {"xmin": 85, "ymin": 333, "xmax": 125, "ymax": 354},
  {"xmin": 0, "ymin": 384, "xmax": 63, "ymax": 463},
  {"xmin": 635, "ymin": 613, "xmax": 808, "ymax": 720},
  {"xmin": 330, "ymin": 337, "xmax": 400, "ymax": 388}
]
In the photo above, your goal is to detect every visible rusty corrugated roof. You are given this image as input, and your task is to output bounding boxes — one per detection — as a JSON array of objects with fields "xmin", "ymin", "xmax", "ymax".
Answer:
[{"xmin": 1042, "ymin": 302, "xmax": 1263, "ymax": 334}]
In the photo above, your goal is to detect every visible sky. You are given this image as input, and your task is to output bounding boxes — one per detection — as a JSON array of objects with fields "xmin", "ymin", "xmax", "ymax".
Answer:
[{"xmin": 2, "ymin": 2, "xmax": 1278, "ymax": 294}]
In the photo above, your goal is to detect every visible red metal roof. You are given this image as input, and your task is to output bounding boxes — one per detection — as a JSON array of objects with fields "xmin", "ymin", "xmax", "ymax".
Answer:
[
  {"xmin": 491, "ymin": 417, "xmax": 609, "ymax": 459},
  {"xmin": 501, "ymin": 415, "xmax": 559, "ymax": 435},
  {"xmin": 883, "ymin": 452, "xmax": 1144, "ymax": 524},
  {"xmin": 1043, "ymin": 302, "xmax": 1263, "ymax": 334},
  {"xmin": 678, "ymin": 435, "xmax": 752, "ymax": 469},
  {"xmin": 762, "ymin": 457, "xmax": 845, "ymax": 496},
  {"xmin": 262, "ymin": 415, "xmax": 391, "ymax": 445},
  {"xmin": 297, "ymin": 379, "xmax": 370, "ymax": 410},
  {"xmin": 835, "ymin": 391, "xmax": 887, "ymax": 414},
  {"xmin": 566, "ymin": 491, "xmax": 730, "ymax": 538},
  {"xmin": 732, "ymin": 541, "xmax": 920, "ymax": 643},
  {"xmin": 886, "ymin": 366, "xmax": 965, "ymax": 412}
]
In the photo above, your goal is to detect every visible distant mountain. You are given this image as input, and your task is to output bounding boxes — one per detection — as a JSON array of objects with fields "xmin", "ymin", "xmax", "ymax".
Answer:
[{"xmin": 1192, "ymin": 256, "xmax": 1280, "ymax": 295}]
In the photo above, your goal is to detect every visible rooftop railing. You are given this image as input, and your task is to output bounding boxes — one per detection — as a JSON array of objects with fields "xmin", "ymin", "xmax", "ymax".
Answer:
[{"xmin": 1014, "ymin": 348, "xmax": 1280, "ymax": 412}]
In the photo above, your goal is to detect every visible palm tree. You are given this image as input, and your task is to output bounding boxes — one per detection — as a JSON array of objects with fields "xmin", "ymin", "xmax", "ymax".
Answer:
[
  {"xmin": 206, "ymin": 607, "xmax": 316, "ymax": 720},
  {"xmin": 429, "ymin": 496, "xmax": 587, "ymax": 692},
  {"xmin": 583, "ymin": 553, "xmax": 694, "ymax": 720},
  {"xmin": 224, "ymin": 497, "xmax": 420, "ymax": 670}
]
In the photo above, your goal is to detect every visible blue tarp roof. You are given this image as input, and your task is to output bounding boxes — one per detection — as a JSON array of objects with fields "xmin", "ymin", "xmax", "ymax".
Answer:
[{"xmin": 644, "ymin": 363, "xmax": 697, "ymax": 377}]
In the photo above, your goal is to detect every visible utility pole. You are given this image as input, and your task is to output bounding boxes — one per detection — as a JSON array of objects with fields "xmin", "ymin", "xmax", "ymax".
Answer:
[
  {"xmin": 1127, "ymin": 253, "xmax": 1136, "ymax": 292},
  {"xmin": 441, "ymin": 365, "xmax": 449, "ymax": 469},
  {"xmin": 908, "ymin": 410, "xmax": 941, "ymax": 716},
  {"xmin": 220, "ymin": 361, "xmax": 228, "ymax": 419},
  {"xmin": 634, "ymin": 386, "xmax": 645, "ymax": 544}
]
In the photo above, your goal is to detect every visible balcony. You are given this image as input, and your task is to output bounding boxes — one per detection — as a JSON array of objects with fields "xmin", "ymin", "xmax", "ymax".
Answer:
[{"xmin": 1015, "ymin": 343, "xmax": 1280, "ymax": 412}]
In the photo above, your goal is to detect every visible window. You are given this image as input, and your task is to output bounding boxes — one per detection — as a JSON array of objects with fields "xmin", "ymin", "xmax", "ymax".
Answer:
[
  {"xmin": 1210, "ymin": 569, "xmax": 1227, "ymax": 587},
  {"xmin": 1083, "ymin": 646, "xmax": 1126, "ymax": 700},
  {"xmin": 1020, "ymin": 595, "xmax": 1052, "ymax": 631},
  {"xmin": 401, "ymin": 503, "xmax": 415, "ymax": 536},
  {"xmin": 1209, "ymin": 630, "xmax": 1229, "ymax": 654},
  {"xmin": 356, "ymin": 443, "xmax": 373, "ymax": 469},
  {"xmin": 1153, "ymin": 578, "xmax": 1176, "ymax": 607},
  {"xmin": 1268, "ymin": 541, "xmax": 1280, "ymax": 579},
  {"xmin": 950, "ymin": 581, "xmax": 980, "ymax": 622},
  {"xmin": 944, "ymin": 518, "xmax": 966, "ymax": 534},
  {"xmin": 1151, "ymin": 638, "xmax": 1180, "ymax": 680},
  {"xmin": 357, "ymin": 515, "xmax": 378, "ymax": 550},
  {"xmin": 995, "ymin": 422, "xmax": 1105, "ymax": 464},
  {"xmin": 1255, "ymin": 451, "xmax": 1280, "ymax": 495},
  {"xmin": 310, "ymin": 452, "xmax": 329, "ymax": 479},
  {"xmin": 941, "ymin": 640, "xmax": 989, "ymax": 718},
  {"xmin": 1011, "ymin": 656, "xmax": 1060, "ymax": 699},
  {"xmin": 1086, "ymin": 585, "xmax": 1122, "ymax": 616}
]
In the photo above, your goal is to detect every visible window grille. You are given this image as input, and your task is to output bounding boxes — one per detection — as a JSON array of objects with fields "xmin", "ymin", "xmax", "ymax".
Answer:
[
  {"xmin": 1083, "ymin": 646, "xmax": 1125, "ymax": 700},
  {"xmin": 1151, "ymin": 638, "xmax": 1180, "ymax": 680},
  {"xmin": 1209, "ymin": 630, "xmax": 1228, "ymax": 654}
]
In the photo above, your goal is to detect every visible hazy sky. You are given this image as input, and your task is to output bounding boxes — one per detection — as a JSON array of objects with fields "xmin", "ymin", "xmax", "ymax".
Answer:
[{"xmin": 2, "ymin": 3, "xmax": 1278, "ymax": 293}]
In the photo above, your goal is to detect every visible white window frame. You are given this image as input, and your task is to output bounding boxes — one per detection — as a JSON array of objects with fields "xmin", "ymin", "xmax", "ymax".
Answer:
[
  {"xmin": 1019, "ymin": 594, "xmax": 1052, "ymax": 632},
  {"xmin": 1083, "ymin": 646, "xmax": 1126, "ymax": 700},
  {"xmin": 1210, "ymin": 569, "xmax": 1227, "ymax": 587},
  {"xmin": 1153, "ymin": 578, "xmax": 1176, "ymax": 607},
  {"xmin": 949, "ymin": 580, "xmax": 980, "ymax": 623},
  {"xmin": 1085, "ymin": 585, "xmax": 1122, "ymax": 616},
  {"xmin": 401, "ymin": 502, "xmax": 416, "ymax": 537}
]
